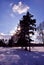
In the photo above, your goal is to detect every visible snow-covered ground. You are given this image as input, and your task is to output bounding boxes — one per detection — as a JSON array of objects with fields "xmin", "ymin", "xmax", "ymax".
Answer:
[{"xmin": 0, "ymin": 47, "xmax": 44, "ymax": 65}]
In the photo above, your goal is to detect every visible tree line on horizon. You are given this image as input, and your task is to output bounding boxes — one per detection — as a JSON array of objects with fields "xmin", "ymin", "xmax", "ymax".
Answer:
[{"xmin": 0, "ymin": 11, "xmax": 36, "ymax": 51}]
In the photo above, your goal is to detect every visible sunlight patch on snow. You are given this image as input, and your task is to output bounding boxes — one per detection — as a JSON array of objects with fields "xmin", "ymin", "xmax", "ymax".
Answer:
[
  {"xmin": 31, "ymin": 47, "xmax": 44, "ymax": 52},
  {"xmin": 42, "ymin": 54, "xmax": 44, "ymax": 57},
  {"xmin": 33, "ymin": 56, "xmax": 39, "ymax": 58},
  {"xmin": 6, "ymin": 51, "xmax": 10, "ymax": 54}
]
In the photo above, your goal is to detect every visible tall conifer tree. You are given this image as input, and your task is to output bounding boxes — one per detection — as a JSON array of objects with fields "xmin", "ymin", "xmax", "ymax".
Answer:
[{"xmin": 17, "ymin": 12, "xmax": 36, "ymax": 51}]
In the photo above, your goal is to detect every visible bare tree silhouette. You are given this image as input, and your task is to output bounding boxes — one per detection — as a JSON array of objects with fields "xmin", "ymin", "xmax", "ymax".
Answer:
[{"xmin": 37, "ymin": 22, "xmax": 44, "ymax": 44}]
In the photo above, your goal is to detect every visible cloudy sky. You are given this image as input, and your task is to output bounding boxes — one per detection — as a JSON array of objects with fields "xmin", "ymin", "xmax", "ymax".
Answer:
[{"xmin": 0, "ymin": 0, "xmax": 44, "ymax": 35}]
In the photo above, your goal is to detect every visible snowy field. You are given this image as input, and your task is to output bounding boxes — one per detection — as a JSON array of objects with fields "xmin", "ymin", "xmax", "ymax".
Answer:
[{"xmin": 0, "ymin": 47, "xmax": 44, "ymax": 65}]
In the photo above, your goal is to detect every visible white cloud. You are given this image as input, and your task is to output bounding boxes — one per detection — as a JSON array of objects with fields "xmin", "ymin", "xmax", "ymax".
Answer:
[
  {"xmin": 0, "ymin": 33, "xmax": 11, "ymax": 40},
  {"xmin": 0, "ymin": 33, "xmax": 10, "ymax": 36},
  {"xmin": 0, "ymin": 33, "xmax": 6, "ymax": 39},
  {"xmin": 12, "ymin": 1, "xmax": 29, "ymax": 14}
]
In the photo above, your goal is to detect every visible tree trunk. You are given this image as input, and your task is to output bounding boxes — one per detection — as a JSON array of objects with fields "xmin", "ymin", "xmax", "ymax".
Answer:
[{"xmin": 25, "ymin": 47, "xmax": 27, "ymax": 50}]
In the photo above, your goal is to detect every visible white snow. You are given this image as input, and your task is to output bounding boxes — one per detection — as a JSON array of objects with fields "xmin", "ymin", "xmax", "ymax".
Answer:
[{"xmin": 0, "ymin": 47, "xmax": 44, "ymax": 65}]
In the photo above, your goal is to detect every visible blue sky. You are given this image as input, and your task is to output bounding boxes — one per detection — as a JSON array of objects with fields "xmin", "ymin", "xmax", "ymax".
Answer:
[{"xmin": 0, "ymin": 0, "xmax": 44, "ymax": 34}]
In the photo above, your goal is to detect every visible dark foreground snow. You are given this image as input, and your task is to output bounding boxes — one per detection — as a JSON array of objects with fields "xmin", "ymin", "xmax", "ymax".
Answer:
[{"xmin": 0, "ymin": 47, "xmax": 44, "ymax": 65}]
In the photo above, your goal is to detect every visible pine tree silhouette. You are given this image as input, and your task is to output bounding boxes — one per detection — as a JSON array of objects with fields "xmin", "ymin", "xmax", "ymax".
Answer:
[{"xmin": 17, "ymin": 12, "xmax": 36, "ymax": 51}]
